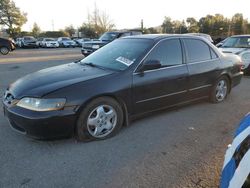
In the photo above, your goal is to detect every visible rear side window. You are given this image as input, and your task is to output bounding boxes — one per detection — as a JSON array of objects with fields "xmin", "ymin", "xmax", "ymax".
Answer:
[
  {"xmin": 184, "ymin": 39, "xmax": 212, "ymax": 63},
  {"xmin": 146, "ymin": 39, "xmax": 183, "ymax": 67}
]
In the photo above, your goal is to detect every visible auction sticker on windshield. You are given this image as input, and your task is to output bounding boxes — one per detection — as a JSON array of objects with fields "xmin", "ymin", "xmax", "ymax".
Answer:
[{"xmin": 116, "ymin": 57, "xmax": 133, "ymax": 66}]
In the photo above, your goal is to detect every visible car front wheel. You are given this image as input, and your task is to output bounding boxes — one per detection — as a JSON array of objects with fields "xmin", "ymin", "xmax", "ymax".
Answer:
[
  {"xmin": 210, "ymin": 76, "xmax": 229, "ymax": 103},
  {"xmin": 76, "ymin": 97, "xmax": 124, "ymax": 141},
  {"xmin": 0, "ymin": 46, "xmax": 10, "ymax": 55}
]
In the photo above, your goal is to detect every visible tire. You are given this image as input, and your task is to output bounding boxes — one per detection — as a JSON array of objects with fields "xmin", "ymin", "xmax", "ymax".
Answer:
[
  {"xmin": 210, "ymin": 76, "xmax": 230, "ymax": 103},
  {"xmin": 76, "ymin": 97, "xmax": 124, "ymax": 141},
  {"xmin": 0, "ymin": 46, "xmax": 10, "ymax": 55}
]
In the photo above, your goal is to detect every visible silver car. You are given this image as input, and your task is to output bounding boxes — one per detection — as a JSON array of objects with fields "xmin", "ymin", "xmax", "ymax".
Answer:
[{"xmin": 219, "ymin": 35, "xmax": 250, "ymax": 74}]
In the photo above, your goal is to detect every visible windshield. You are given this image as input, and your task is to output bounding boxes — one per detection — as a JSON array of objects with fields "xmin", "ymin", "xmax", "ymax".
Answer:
[
  {"xmin": 45, "ymin": 38, "xmax": 55, "ymax": 41},
  {"xmin": 62, "ymin": 37, "xmax": 71, "ymax": 41},
  {"xmin": 24, "ymin": 36, "xmax": 35, "ymax": 40},
  {"xmin": 80, "ymin": 39, "xmax": 153, "ymax": 71},
  {"xmin": 222, "ymin": 36, "xmax": 250, "ymax": 48},
  {"xmin": 99, "ymin": 32, "xmax": 119, "ymax": 41}
]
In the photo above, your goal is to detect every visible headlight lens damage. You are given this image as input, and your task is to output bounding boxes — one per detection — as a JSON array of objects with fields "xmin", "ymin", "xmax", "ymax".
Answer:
[{"xmin": 16, "ymin": 98, "xmax": 66, "ymax": 111}]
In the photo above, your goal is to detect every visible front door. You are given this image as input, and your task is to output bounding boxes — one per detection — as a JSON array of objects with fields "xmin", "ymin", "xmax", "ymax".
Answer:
[{"xmin": 132, "ymin": 38, "xmax": 189, "ymax": 114}]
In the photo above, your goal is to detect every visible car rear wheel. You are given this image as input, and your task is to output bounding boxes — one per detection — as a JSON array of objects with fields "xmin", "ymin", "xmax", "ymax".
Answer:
[
  {"xmin": 210, "ymin": 76, "xmax": 229, "ymax": 103},
  {"xmin": 0, "ymin": 46, "xmax": 10, "ymax": 55},
  {"xmin": 76, "ymin": 97, "xmax": 124, "ymax": 141}
]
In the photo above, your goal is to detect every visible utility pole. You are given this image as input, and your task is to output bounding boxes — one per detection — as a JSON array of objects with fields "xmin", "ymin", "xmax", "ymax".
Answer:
[
  {"xmin": 52, "ymin": 20, "xmax": 54, "ymax": 31},
  {"xmin": 228, "ymin": 24, "xmax": 231, "ymax": 36},
  {"xmin": 141, "ymin": 19, "xmax": 144, "ymax": 32}
]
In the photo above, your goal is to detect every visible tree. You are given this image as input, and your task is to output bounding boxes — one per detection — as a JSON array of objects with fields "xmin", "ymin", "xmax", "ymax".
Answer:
[
  {"xmin": 87, "ymin": 4, "xmax": 115, "ymax": 36},
  {"xmin": 39, "ymin": 31, "xmax": 69, "ymax": 38},
  {"xmin": 186, "ymin": 17, "xmax": 199, "ymax": 33},
  {"xmin": 231, "ymin": 13, "xmax": 244, "ymax": 35},
  {"xmin": 0, "ymin": 0, "xmax": 27, "ymax": 37},
  {"xmin": 78, "ymin": 23, "xmax": 98, "ymax": 38},
  {"xmin": 64, "ymin": 25, "xmax": 75, "ymax": 37},
  {"xmin": 172, "ymin": 20, "xmax": 188, "ymax": 34},
  {"xmin": 162, "ymin": 17, "xmax": 174, "ymax": 33},
  {"xmin": 31, "ymin": 22, "xmax": 41, "ymax": 37},
  {"xmin": 143, "ymin": 27, "xmax": 159, "ymax": 34}
]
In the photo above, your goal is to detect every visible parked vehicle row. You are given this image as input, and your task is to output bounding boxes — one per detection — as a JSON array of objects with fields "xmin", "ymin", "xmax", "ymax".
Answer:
[{"xmin": 15, "ymin": 36, "xmax": 95, "ymax": 48}]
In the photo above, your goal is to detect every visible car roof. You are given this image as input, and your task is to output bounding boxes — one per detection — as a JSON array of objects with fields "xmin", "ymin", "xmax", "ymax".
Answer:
[
  {"xmin": 125, "ymin": 34, "xmax": 208, "ymax": 42},
  {"xmin": 231, "ymin": 35, "xmax": 250, "ymax": 38},
  {"xmin": 106, "ymin": 30, "xmax": 142, "ymax": 34}
]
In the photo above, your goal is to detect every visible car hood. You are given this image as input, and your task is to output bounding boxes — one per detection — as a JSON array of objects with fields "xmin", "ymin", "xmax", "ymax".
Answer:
[
  {"xmin": 8, "ymin": 63, "xmax": 114, "ymax": 98},
  {"xmin": 84, "ymin": 41, "xmax": 109, "ymax": 46},
  {"xmin": 219, "ymin": 47, "xmax": 249, "ymax": 55},
  {"xmin": 46, "ymin": 41, "xmax": 58, "ymax": 43}
]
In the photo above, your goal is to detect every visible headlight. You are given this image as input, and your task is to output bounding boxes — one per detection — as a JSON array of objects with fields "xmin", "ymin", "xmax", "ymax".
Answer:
[
  {"xmin": 241, "ymin": 52, "xmax": 250, "ymax": 61},
  {"xmin": 92, "ymin": 45, "xmax": 100, "ymax": 49},
  {"xmin": 16, "ymin": 98, "xmax": 66, "ymax": 111},
  {"xmin": 239, "ymin": 52, "xmax": 250, "ymax": 68}
]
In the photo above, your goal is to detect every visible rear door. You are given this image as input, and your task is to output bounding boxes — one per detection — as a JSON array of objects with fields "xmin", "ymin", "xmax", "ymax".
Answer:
[
  {"xmin": 132, "ymin": 38, "xmax": 189, "ymax": 114},
  {"xmin": 182, "ymin": 38, "xmax": 221, "ymax": 99}
]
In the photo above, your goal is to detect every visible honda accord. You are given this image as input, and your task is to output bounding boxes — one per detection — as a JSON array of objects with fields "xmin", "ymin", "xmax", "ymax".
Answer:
[{"xmin": 2, "ymin": 34, "xmax": 243, "ymax": 141}]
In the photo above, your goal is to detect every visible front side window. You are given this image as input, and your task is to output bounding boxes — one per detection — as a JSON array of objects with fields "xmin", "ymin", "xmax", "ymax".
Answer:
[
  {"xmin": 145, "ymin": 39, "xmax": 183, "ymax": 67},
  {"xmin": 184, "ymin": 39, "xmax": 211, "ymax": 63}
]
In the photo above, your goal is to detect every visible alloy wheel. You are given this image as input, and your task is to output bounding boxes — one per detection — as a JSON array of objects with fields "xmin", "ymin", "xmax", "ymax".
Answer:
[
  {"xmin": 87, "ymin": 105, "xmax": 117, "ymax": 138},
  {"xmin": 215, "ymin": 80, "xmax": 228, "ymax": 102},
  {"xmin": 0, "ymin": 47, "xmax": 9, "ymax": 55}
]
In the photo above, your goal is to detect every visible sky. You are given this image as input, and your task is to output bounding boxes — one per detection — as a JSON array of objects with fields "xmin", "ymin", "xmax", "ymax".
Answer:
[{"xmin": 13, "ymin": 0, "xmax": 250, "ymax": 32}]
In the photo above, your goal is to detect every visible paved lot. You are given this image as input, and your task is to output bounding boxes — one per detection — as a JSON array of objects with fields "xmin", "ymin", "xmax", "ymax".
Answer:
[{"xmin": 0, "ymin": 49, "xmax": 249, "ymax": 188}]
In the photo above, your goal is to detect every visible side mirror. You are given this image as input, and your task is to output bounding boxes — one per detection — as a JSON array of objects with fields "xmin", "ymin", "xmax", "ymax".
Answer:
[{"xmin": 140, "ymin": 60, "xmax": 161, "ymax": 71}]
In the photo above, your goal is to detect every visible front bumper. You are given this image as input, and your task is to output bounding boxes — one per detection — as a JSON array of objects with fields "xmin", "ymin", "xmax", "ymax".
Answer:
[
  {"xmin": 23, "ymin": 43, "xmax": 38, "ymax": 48},
  {"xmin": 81, "ymin": 48, "xmax": 95, "ymax": 56},
  {"xmin": 3, "ymin": 103, "xmax": 77, "ymax": 139},
  {"xmin": 46, "ymin": 43, "xmax": 59, "ymax": 48},
  {"xmin": 232, "ymin": 71, "xmax": 243, "ymax": 87},
  {"xmin": 62, "ymin": 43, "xmax": 76, "ymax": 47}
]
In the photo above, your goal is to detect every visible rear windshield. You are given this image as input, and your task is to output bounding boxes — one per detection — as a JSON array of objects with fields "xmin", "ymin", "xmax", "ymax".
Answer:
[{"xmin": 222, "ymin": 36, "xmax": 250, "ymax": 48}]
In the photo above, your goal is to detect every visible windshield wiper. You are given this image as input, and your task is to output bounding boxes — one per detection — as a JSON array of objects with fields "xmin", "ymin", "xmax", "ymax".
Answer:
[
  {"xmin": 82, "ymin": 62, "xmax": 120, "ymax": 72},
  {"xmin": 84, "ymin": 62, "xmax": 97, "ymax": 67},
  {"xmin": 74, "ymin": 59, "xmax": 82, "ymax": 63}
]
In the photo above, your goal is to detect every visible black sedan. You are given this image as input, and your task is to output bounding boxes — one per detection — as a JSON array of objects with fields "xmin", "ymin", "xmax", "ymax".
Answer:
[
  {"xmin": 0, "ymin": 37, "xmax": 15, "ymax": 55},
  {"xmin": 2, "ymin": 34, "xmax": 243, "ymax": 141}
]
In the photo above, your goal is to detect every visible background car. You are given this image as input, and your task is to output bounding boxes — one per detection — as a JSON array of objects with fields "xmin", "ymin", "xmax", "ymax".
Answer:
[
  {"xmin": 19, "ymin": 36, "xmax": 38, "ymax": 48},
  {"xmin": 36, "ymin": 37, "xmax": 44, "ymax": 47},
  {"xmin": 81, "ymin": 30, "xmax": 142, "ymax": 56},
  {"xmin": 0, "ymin": 37, "xmax": 15, "ymax": 55},
  {"xmin": 74, "ymin": 38, "xmax": 91, "ymax": 47},
  {"xmin": 2, "ymin": 35, "xmax": 243, "ymax": 141},
  {"xmin": 15, "ymin": 38, "xmax": 23, "ymax": 48},
  {"xmin": 219, "ymin": 35, "xmax": 250, "ymax": 74},
  {"xmin": 41, "ymin": 38, "xmax": 59, "ymax": 48},
  {"xmin": 57, "ymin": 37, "xmax": 77, "ymax": 48}
]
